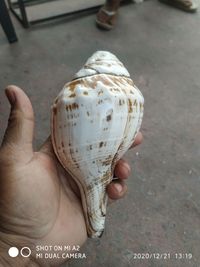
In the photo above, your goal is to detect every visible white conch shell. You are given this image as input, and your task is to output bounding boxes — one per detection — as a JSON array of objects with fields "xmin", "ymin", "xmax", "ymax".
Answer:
[{"xmin": 51, "ymin": 51, "xmax": 144, "ymax": 238}]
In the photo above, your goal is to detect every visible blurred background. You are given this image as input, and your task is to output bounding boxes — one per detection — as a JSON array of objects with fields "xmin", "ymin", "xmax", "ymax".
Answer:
[{"xmin": 0, "ymin": 0, "xmax": 200, "ymax": 266}]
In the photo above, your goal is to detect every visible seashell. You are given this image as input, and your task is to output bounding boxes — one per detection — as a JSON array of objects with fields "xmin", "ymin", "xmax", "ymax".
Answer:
[{"xmin": 51, "ymin": 51, "xmax": 144, "ymax": 238}]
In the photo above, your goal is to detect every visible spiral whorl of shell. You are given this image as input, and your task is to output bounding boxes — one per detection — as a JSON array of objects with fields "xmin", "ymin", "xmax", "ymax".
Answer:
[{"xmin": 51, "ymin": 51, "xmax": 144, "ymax": 237}]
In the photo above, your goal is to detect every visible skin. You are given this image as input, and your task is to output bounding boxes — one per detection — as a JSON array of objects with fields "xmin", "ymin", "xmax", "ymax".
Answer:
[
  {"xmin": 0, "ymin": 85, "xmax": 143, "ymax": 267},
  {"xmin": 96, "ymin": 0, "xmax": 121, "ymax": 29}
]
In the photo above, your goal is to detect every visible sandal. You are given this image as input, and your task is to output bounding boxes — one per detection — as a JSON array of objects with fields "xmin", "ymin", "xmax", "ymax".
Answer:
[
  {"xmin": 159, "ymin": 0, "xmax": 198, "ymax": 12},
  {"xmin": 96, "ymin": 7, "xmax": 118, "ymax": 30}
]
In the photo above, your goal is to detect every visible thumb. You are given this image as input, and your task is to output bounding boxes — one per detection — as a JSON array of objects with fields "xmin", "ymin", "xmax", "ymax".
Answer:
[{"xmin": 2, "ymin": 85, "xmax": 34, "ymax": 154}]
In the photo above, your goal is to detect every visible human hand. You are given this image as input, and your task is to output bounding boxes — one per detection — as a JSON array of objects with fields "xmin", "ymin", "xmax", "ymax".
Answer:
[{"xmin": 0, "ymin": 86, "xmax": 142, "ymax": 267}]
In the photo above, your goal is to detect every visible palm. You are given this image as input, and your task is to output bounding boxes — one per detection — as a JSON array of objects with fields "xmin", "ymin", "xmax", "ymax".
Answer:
[
  {"xmin": 34, "ymin": 145, "xmax": 87, "ymax": 246},
  {"xmin": 12, "ymin": 143, "xmax": 87, "ymax": 246},
  {"xmin": 0, "ymin": 140, "xmax": 87, "ymax": 267}
]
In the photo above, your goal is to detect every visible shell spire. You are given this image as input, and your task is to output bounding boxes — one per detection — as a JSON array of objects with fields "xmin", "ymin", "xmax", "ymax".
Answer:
[{"xmin": 74, "ymin": 51, "xmax": 130, "ymax": 79}]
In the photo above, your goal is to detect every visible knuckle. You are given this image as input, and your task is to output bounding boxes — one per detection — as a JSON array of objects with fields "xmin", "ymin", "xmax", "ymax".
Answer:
[
  {"xmin": 8, "ymin": 109, "xmax": 22, "ymax": 122},
  {"xmin": 9, "ymin": 109, "xmax": 34, "ymax": 124}
]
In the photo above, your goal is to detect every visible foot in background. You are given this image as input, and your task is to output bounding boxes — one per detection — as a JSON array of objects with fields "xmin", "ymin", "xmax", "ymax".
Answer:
[
  {"xmin": 96, "ymin": 0, "xmax": 121, "ymax": 30},
  {"xmin": 159, "ymin": 0, "xmax": 198, "ymax": 12}
]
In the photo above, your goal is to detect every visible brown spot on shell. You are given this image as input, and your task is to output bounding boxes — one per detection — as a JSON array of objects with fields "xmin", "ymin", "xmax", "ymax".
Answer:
[
  {"xmin": 86, "ymin": 183, "xmax": 94, "ymax": 192},
  {"xmin": 101, "ymin": 170, "xmax": 112, "ymax": 185},
  {"xmin": 111, "ymin": 88, "xmax": 120, "ymax": 93},
  {"xmin": 87, "ymin": 74, "xmax": 113, "ymax": 89},
  {"xmin": 127, "ymin": 78, "xmax": 134, "ymax": 86},
  {"xmin": 119, "ymin": 99, "xmax": 125, "ymax": 106},
  {"xmin": 53, "ymin": 106, "xmax": 57, "ymax": 115},
  {"xmin": 98, "ymin": 89, "xmax": 104, "ymax": 95},
  {"xmin": 68, "ymin": 80, "xmax": 81, "ymax": 92},
  {"xmin": 102, "ymin": 154, "xmax": 113, "ymax": 166},
  {"xmin": 69, "ymin": 93, "xmax": 76, "ymax": 98},
  {"xmin": 66, "ymin": 113, "xmax": 79, "ymax": 119},
  {"xmin": 128, "ymin": 99, "xmax": 133, "ymax": 113},
  {"xmin": 110, "ymin": 141, "xmax": 125, "ymax": 173},
  {"xmin": 68, "ymin": 75, "xmax": 133, "ymax": 103},
  {"xmin": 106, "ymin": 114, "xmax": 112, "ymax": 121},
  {"xmin": 99, "ymin": 141, "xmax": 104, "ymax": 148},
  {"xmin": 87, "ymin": 145, "xmax": 93, "ymax": 151},
  {"xmin": 98, "ymin": 99, "xmax": 103, "ymax": 104},
  {"xmin": 133, "ymin": 99, "xmax": 138, "ymax": 110},
  {"xmin": 66, "ymin": 102, "xmax": 79, "ymax": 111}
]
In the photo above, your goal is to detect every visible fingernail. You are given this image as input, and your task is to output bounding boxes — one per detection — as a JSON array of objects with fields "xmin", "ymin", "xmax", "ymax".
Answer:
[
  {"xmin": 5, "ymin": 89, "xmax": 16, "ymax": 105},
  {"xmin": 123, "ymin": 162, "xmax": 131, "ymax": 173},
  {"xmin": 114, "ymin": 183, "xmax": 122, "ymax": 193}
]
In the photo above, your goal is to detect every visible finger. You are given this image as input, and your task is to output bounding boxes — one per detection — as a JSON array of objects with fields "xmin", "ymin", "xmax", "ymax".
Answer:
[
  {"xmin": 114, "ymin": 159, "xmax": 131, "ymax": 179},
  {"xmin": 113, "ymin": 132, "xmax": 142, "ymax": 180},
  {"xmin": 2, "ymin": 85, "xmax": 34, "ymax": 154},
  {"xmin": 107, "ymin": 180, "xmax": 127, "ymax": 200},
  {"xmin": 130, "ymin": 131, "xmax": 143, "ymax": 149}
]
